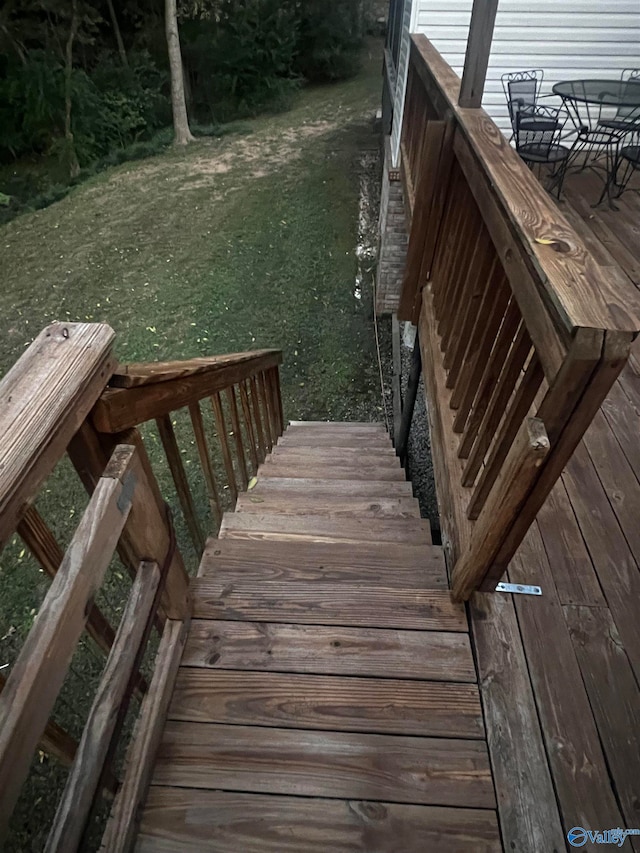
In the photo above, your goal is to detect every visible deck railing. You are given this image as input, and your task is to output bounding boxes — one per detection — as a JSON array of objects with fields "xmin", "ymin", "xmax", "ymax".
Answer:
[
  {"xmin": 397, "ymin": 35, "xmax": 640, "ymax": 601},
  {"xmin": 0, "ymin": 323, "xmax": 284, "ymax": 850}
]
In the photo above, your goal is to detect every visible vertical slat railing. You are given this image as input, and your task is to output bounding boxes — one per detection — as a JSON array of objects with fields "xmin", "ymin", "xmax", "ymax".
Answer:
[{"xmin": 396, "ymin": 35, "xmax": 640, "ymax": 600}]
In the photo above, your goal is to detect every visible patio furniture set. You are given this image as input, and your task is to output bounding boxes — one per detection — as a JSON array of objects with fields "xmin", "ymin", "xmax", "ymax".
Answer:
[{"xmin": 503, "ymin": 68, "xmax": 640, "ymax": 207}]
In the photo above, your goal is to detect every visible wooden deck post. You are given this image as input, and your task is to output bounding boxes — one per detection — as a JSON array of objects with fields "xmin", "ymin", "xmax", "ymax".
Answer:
[
  {"xmin": 451, "ymin": 418, "xmax": 550, "ymax": 601},
  {"xmin": 458, "ymin": 0, "xmax": 499, "ymax": 108}
]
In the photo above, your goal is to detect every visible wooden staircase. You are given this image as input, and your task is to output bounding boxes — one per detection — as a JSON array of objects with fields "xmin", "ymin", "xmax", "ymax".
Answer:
[{"xmin": 136, "ymin": 422, "xmax": 500, "ymax": 852}]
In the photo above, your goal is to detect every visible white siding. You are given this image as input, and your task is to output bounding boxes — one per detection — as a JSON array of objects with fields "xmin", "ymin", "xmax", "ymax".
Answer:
[
  {"xmin": 411, "ymin": 0, "xmax": 640, "ymax": 137},
  {"xmin": 390, "ymin": 0, "xmax": 415, "ymax": 166}
]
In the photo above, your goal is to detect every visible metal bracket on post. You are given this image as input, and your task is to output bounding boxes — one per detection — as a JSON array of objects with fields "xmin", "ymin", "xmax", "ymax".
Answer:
[{"xmin": 495, "ymin": 582, "xmax": 542, "ymax": 596}]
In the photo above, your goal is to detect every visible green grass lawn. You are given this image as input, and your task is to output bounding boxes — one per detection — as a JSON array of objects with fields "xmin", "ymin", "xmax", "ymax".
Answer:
[{"xmin": 0, "ymin": 40, "xmax": 388, "ymax": 851}]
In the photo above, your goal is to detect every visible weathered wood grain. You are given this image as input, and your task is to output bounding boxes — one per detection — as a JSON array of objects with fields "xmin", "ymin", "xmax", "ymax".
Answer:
[
  {"xmin": 0, "ymin": 446, "xmax": 136, "ymax": 838},
  {"xmin": 220, "ymin": 512, "xmax": 433, "ymax": 546},
  {"xmin": 257, "ymin": 461, "xmax": 407, "ymax": 482},
  {"xmin": 469, "ymin": 591, "xmax": 566, "ymax": 852},
  {"xmin": 562, "ymin": 441, "xmax": 640, "ymax": 682},
  {"xmin": 137, "ymin": 789, "xmax": 501, "ymax": 853},
  {"xmin": 564, "ymin": 604, "xmax": 640, "ymax": 834},
  {"xmin": 509, "ymin": 525, "xmax": 628, "ymax": 836},
  {"xmin": 169, "ymin": 669, "xmax": 484, "ymax": 739},
  {"xmin": 100, "ymin": 618, "xmax": 189, "ymax": 853},
  {"xmin": 0, "ymin": 322, "xmax": 115, "ymax": 551},
  {"xmin": 153, "ymin": 722, "xmax": 495, "ymax": 808},
  {"xmin": 236, "ymin": 493, "xmax": 421, "ymax": 519},
  {"xmin": 249, "ymin": 476, "xmax": 413, "ymax": 497},
  {"xmin": 535, "ymin": 482, "xmax": 606, "ymax": 606},
  {"xmin": 191, "ymin": 577, "xmax": 467, "ymax": 631},
  {"xmin": 198, "ymin": 537, "xmax": 446, "ymax": 585},
  {"xmin": 181, "ymin": 620, "xmax": 476, "ymax": 682},
  {"xmin": 269, "ymin": 445, "xmax": 401, "ymax": 464}
]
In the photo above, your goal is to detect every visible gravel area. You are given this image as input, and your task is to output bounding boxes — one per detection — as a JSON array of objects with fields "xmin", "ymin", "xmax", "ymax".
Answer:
[{"xmin": 399, "ymin": 324, "xmax": 440, "ymax": 539}]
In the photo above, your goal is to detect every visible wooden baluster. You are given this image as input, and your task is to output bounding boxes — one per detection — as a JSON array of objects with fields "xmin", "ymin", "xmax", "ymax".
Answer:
[
  {"xmin": 99, "ymin": 618, "xmax": 188, "ymax": 852},
  {"xmin": 272, "ymin": 367, "xmax": 285, "ymax": 436},
  {"xmin": 468, "ymin": 352, "xmax": 544, "ymax": 519},
  {"xmin": 17, "ymin": 507, "xmax": 148, "ymax": 697},
  {"xmin": 438, "ymin": 186, "xmax": 479, "ymax": 346},
  {"xmin": 156, "ymin": 414, "xmax": 206, "ymax": 556},
  {"xmin": 442, "ymin": 223, "xmax": 493, "ymax": 374},
  {"xmin": 0, "ymin": 445, "xmax": 136, "ymax": 837},
  {"xmin": 432, "ymin": 168, "xmax": 465, "ymax": 318},
  {"xmin": 462, "ymin": 323, "xmax": 533, "ymax": 486},
  {"xmin": 46, "ymin": 560, "xmax": 162, "ymax": 852},
  {"xmin": 249, "ymin": 375, "xmax": 267, "ymax": 462},
  {"xmin": 238, "ymin": 381, "xmax": 259, "ymax": 472},
  {"xmin": 211, "ymin": 392, "xmax": 238, "ymax": 502},
  {"xmin": 446, "ymin": 251, "xmax": 497, "ymax": 386},
  {"xmin": 225, "ymin": 386, "xmax": 249, "ymax": 490},
  {"xmin": 457, "ymin": 295, "xmax": 520, "ymax": 451},
  {"xmin": 262, "ymin": 371, "xmax": 278, "ymax": 446},
  {"xmin": 68, "ymin": 422, "xmax": 189, "ymax": 622},
  {"xmin": 256, "ymin": 373, "xmax": 273, "ymax": 453},
  {"xmin": 188, "ymin": 402, "xmax": 222, "ymax": 529},
  {"xmin": 451, "ymin": 273, "xmax": 510, "ymax": 423}
]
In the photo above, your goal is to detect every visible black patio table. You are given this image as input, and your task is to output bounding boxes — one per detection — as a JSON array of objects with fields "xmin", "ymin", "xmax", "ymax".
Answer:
[{"xmin": 552, "ymin": 78, "xmax": 640, "ymax": 206}]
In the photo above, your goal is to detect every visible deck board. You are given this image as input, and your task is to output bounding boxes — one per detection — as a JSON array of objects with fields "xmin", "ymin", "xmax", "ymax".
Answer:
[
  {"xmin": 152, "ymin": 721, "xmax": 496, "ymax": 808},
  {"xmin": 180, "ymin": 620, "xmax": 476, "ymax": 681},
  {"xmin": 137, "ymin": 789, "xmax": 502, "ymax": 853}
]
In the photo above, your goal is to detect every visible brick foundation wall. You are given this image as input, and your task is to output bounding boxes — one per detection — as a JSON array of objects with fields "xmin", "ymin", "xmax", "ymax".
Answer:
[{"xmin": 376, "ymin": 138, "xmax": 408, "ymax": 315}]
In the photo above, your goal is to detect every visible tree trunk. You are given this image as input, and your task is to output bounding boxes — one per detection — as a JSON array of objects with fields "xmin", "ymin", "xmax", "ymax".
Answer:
[
  {"xmin": 64, "ymin": 0, "xmax": 81, "ymax": 178},
  {"xmin": 165, "ymin": 0, "xmax": 195, "ymax": 145},
  {"xmin": 106, "ymin": 0, "xmax": 128, "ymax": 67}
]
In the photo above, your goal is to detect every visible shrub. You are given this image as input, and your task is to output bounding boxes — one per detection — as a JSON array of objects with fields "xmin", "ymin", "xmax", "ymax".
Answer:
[
  {"xmin": 182, "ymin": 0, "xmax": 300, "ymax": 122},
  {"xmin": 294, "ymin": 0, "xmax": 364, "ymax": 83}
]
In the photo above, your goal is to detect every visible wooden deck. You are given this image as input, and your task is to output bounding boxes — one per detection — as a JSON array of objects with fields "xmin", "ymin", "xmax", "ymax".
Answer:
[{"xmin": 471, "ymin": 172, "xmax": 640, "ymax": 851}]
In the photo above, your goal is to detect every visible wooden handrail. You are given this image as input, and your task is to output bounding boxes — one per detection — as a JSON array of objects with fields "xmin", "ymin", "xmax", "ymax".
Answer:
[
  {"xmin": 397, "ymin": 36, "xmax": 640, "ymax": 600},
  {"xmin": 93, "ymin": 349, "xmax": 282, "ymax": 433}
]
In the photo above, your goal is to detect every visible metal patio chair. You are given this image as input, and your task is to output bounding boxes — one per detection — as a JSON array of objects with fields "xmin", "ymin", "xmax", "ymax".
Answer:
[
  {"xmin": 512, "ymin": 102, "xmax": 571, "ymax": 198},
  {"xmin": 599, "ymin": 68, "xmax": 640, "ymax": 137},
  {"xmin": 501, "ymin": 69, "xmax": 560, "ymax": 139}
]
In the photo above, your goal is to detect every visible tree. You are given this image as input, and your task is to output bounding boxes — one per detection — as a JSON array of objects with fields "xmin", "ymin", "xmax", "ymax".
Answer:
[{"xmin": 165, "ymin": 0, "xmax": 194, "ymax": 144}]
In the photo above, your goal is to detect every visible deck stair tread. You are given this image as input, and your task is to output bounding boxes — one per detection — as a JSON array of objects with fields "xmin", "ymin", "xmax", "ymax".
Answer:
[{"xmin": 136, "ymin": 421, "xmax": 499, "ymax": 852}]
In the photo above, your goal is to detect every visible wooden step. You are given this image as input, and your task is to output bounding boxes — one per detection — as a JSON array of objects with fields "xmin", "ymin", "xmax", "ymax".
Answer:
[
  {"xmin": 198, "ymin": 538, "xmax": 446, "ymax": 586},
  {"xmin": 168, "ymin": 670, "xmax": 484, "ymax": 739},
  {"xmin": 138, "ymin": 789, "xmax": 502, "ymax": 853},
  {"xmin": 191, "ymin": 577, "xmax": 466, "ymax": 631},
  {"xmin": 250, "ymin": 477, "xmax": 413, "ymax": 498},
  {"xmin": 270, "ymin": 445, "xmax": 398, "ymax": 461},
  {"xmin": 181, "ymin": 620, "xmax": 476, "ymax": 682},
  {"xmin": 257, "ymin": 461, "xmax": 406, "ymax": 481},
  {"xmin": 287, "ymin": 421, "xmax": 387, "ymax": 430},
  {"xmin": 236, "ymin": 493, "xmax": 421, "ymax": 519},
  {"xmin": 266, "ymin": 448, "xmax": 401, "ymax": 467},
  {"xmin": 220, "ymin": 513, "xmax": 432, "ymax": 546},
  {"xmin": 152, "ymin": 722, "xmax": 496, "ymax": 808},
  {"xmin": 278, "ymin": 433, "xmax": 392, "ymax": 448}
]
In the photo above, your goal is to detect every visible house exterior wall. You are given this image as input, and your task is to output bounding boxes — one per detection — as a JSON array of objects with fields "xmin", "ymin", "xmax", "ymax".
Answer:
[
  {"xmin": 388, "ymin": 0, "xmax": 640, "ymax": 162},
  {"xmin": 376, "ymin": 139, "xmax": 407, "ymax": 314}
]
